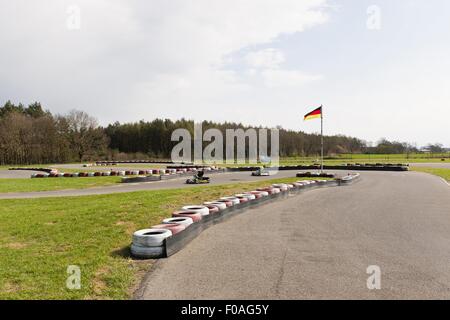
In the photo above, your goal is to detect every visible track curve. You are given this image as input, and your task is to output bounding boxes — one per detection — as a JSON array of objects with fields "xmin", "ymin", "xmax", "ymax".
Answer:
[{"xmin": 137, "ymin": 171, "xmax": 450, "ymax": 299}]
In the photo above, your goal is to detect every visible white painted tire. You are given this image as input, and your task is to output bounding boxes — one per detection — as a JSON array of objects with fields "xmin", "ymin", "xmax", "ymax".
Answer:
[
  {"xmin": 181, "ymin": 205, "xmax": 209, "ymax": 216},
  {"xmin": 235, "ymin": 193, "xmax": 256, "ymax": 200},
  {"xmin": 251, "ymin": 190, "xmax": 269, "ymax": 197},
  {"xmin": 220, "ymin": 197, "xmax": 240, "ymax": 205},
  {"xmin": 203, "ymin": 202, "xmax": 227, "ymax": 210},
  {"xmin": 162, "ymin": 217, "xmax": 194, "ymax": 227},
  {"xmin": 132, "ymin": 229, "xmax": 172, "ymax": 247},
  {"xmin": 272, "ymin": 184, "xmax": 288, "ymax": 191},
  {"xmin": 118, "ymin": 171, "xmax": 125, "ymax": 176},
  {"xmin": 271, "ymin": 188, "xmax": 281, "ymax": 194},
  {"xmin": 131, "ymin": 244, "xmax": 164, "ymax": 259}
]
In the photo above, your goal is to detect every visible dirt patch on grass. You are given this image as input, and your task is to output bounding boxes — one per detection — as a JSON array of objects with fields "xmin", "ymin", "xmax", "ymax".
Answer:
[
  {"xmin": 115, "ymin": 221, "xmax": 137, "ymax": 235},
  {"xmin": 4, "ymin": 242, "xmax": 28, "ymax": 249},
  {"xmin": 129, "ymin": 259, "xmax": 155, "ymax": 298},
  {"xmin": 2, "ymin": 281, "xmax": 22, "ymax": 293},
  {"xmin": 91, "ymin": 266, "xmax": 110, "ymax": 297}
]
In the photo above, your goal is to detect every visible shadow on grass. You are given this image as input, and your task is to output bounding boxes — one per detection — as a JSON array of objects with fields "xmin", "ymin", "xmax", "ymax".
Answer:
[{"xmin": 111, "ymin": 245, "xmax": 132, "ymax": 259}]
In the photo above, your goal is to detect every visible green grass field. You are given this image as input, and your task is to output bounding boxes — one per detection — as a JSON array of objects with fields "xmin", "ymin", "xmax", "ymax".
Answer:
[
  {"xmin": 0, "ymin": 177, "xmax": 319, "ymax": 299},
  {"xmin": 0, "ymin": 177, "xmax": 122, "ymax": 193},
  {"xmin": 411, "ymin": 167, "xmax": 450, "ymax": 182}
]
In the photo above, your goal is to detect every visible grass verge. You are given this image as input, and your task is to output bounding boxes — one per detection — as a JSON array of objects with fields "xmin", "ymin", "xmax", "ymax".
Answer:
[
  {"xmin": 0, "ymin": 176, "xmax": 322, "ymax": 299},
  {"xmin": 411, "ymin": 167, "xmax": 450, "ymax": 182},
  {"xmin": 0, "ymin": 177, "xmax": 122, "ymax": 193}
]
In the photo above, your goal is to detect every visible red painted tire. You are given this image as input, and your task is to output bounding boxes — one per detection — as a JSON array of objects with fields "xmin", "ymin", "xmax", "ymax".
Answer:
[
  {"xmin": 236, "ymin": 193, "xmax": 256, "ymax": 200},
  {"xmin": 151, "ymin": 223, "xmax": 186, "ymax": 235},
  {"xmin": 257, "ymin": 187, "xmax": 275, "ymax": 194},
  {"xmin": 181, "ymin": 205, "xmax": 209, "ymax": 216},
  {"xmin": 204, "ymin": 205, "xmax": 219, "ymax": 214},
  {"xmin": 272, "ymin": 184, "xmax": 288, "ymax": 191},
  {"xmin": 162, "ymin": 217, "xmax": 193, "ymax": 227},
  {"xmin": 215, "ymin": 200, "xmax": 233, "ymax": 207},
  {"xmin": 203, "ymin": 202, "xmax": 227, "ymax": 210},
  {"xmin": 172, "ymin": 210, "xmax": 202, "ymax": 222},
  {"xmin": 251, "ymin": 190, "xmax": 269, "ymax": 197},
  {"xmin": 220, "ymin": 197, "xmax": 240, "ymax": 205},
  {"xmin": 237, "ymin": 197, "xmax": 248, "ymax": 203},
  {"xmin": 248, "ymin": 192, "xmax": 262, "ymax": 199}
]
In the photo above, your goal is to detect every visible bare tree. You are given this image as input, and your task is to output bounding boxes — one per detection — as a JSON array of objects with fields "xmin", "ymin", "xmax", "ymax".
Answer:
[{"xmin": 60, "ymin": 110, "xmax": 109, "ymax": 161}]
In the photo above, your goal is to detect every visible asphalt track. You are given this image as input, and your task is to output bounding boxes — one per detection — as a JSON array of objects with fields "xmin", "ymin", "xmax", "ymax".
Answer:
[{"xmin": 137, "ymin": 171, "xmax": 450, "ymax": 299}]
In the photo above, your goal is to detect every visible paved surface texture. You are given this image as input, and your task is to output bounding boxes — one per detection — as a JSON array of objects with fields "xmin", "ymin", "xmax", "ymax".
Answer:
[
  {"xmin": 0, "ymin": 170, "xmax": 43, "ymax": 179},
  {"xmin": 0, "ymin": 170, "xmax": 311, "ymax": 199},
  {"xmin": 137, "ymin": 171, "xmax": 450, "ymax": 299}
]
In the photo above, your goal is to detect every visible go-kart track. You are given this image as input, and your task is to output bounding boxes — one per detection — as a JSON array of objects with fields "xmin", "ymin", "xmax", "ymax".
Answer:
[
  {"xmin": 1, "ymin": 166, "xmax": 449, "ymax": 299},
  {"xmin": 135, "ymin": 170, "xmax": 450, "ymax": 299}
]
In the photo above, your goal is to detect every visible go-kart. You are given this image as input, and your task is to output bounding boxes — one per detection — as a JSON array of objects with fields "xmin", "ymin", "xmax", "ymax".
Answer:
[
  {"xmin": 251, "ymin": 168, "xmax": 270, "ymax": 176},
  {"xmin": 185, "ymin": 171, "xmax": 210, "ymax": 184}
]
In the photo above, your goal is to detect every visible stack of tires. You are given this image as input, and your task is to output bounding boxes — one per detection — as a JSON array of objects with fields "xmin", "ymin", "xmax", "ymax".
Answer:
[{"xmin": 131, "ymin": 229, "xmax": 174, "ymax": 259}]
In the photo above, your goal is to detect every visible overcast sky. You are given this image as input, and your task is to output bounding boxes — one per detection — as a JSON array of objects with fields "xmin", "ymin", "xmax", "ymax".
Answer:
[{"xmin": 1, "ymin": 0, "xmax": 449, "ymax": 147}]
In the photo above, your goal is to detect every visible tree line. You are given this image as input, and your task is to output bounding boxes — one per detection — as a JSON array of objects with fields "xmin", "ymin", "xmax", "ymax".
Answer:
[
  {"xmin": 0, "ymin": 101, "xmax": 442, "ymax": 165},
  {"xmin": 0, "ymin": 101, "xmax": 108, "ymax": 165}
]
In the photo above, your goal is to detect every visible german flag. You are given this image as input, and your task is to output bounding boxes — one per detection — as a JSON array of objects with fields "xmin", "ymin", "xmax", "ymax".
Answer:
[{"xmin": 304, "ymin": 106, "xmax": 322, "ymax": 121}]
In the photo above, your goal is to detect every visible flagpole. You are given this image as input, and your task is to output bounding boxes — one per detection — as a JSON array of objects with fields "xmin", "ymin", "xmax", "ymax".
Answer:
[{"xmin": 321, "ymin": 105, "xmax": 324, "ymax": 173}]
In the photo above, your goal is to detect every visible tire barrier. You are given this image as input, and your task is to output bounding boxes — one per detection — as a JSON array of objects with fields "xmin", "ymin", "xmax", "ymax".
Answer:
[
  {"xmin": 203, "ymin": 201, "xmax": 227, "ymax": 210},
  {"xmin": 130, "ymin": 244, "xmax": 165, "ymax": 259},
  {"xmin": 131, "ymin": 228, "xmax": 173, "ymax": 259},
  {"xmin": 181, "ymin": 205, "xmax": 210, "ymax": 216},
  {"xmin": 121, "ymin": 168, "xmax": 225, "ymax": 183},
  {"xmin": 220, "ymin": 196, "xmax": 240, "ymax": 205},
  {"xmin": 130, "ymin": 173, "xmax": 361, "ymax": 259},
  {"xmin": 162, "ymin": 217, "xmax": 194, "ymax": 227},
  {"xmin": 151, "ymin": 223, "xmax": 186, "ymax": 235},
  {"xmin": 96, "ymin": 160, "xmax": 190, "ymax": 165},
  {"xmin": 29, "ymin": 167, "xmax": 225, "ymax": 179},
  {"xmin": 30, "ymin": 169, "xmax": 141, "ymax": 178},
  {"xmin": 10, "ymin": 167, "xmax": 54, "ymax": 173},
  {"xmin": 296, "ymin": 172, "xmax": 336, "ymax": 178},
  {"xmin": 227, "ymin": 164, "xmax": 409, "ymax": 172},
  {"xmin": 133, "ymin": 228, "xmax": 172, "ymax": 247},
  {"xmin": 235, "ymin": 193, "xmax": 256, "ymax": 200},
  {"xmin": 204, "ymin": 205, "xmax": 220, "ymax": 214},
  {"xmin": 172, "ymin": 210, "xmax": 203, "ymax": 222}
]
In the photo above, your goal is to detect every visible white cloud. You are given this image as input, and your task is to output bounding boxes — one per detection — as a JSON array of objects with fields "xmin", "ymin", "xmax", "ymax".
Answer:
[
  {"xmin": 243, "ymin": 48, "xmax": 322, "ymax": 88},
  {"xmin": 262, "ymin": 69, "xmax": 322, "ymax": 87},
  {"xmin": 0, "ymin": 0, "xmax": 329, "ymax": 124},
  {"xmin": 245, "ymin": 48, "xmax": 285, "ymax": 69}
]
